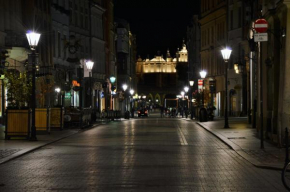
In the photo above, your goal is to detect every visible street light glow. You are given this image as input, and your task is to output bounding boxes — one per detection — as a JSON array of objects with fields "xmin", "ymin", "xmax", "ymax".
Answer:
[
  {"xmin": 184, "ymin": 86, "xmax": 189, "ymax": 93},
  {"xmin": 85, "ymin": 60, "xmax": 94, "ymax": 70},
  {"xmin": 181, "ymin": 91, "xmax": 185, "ymax": 97},
  {"xmin": 189, "ymin": 80, "xmax": 194, "ymax": 86},
  {"xmin": 221, "ymin": 48, "xmax": 232, "ymax": 62},
  {"xmin": 55, "ymin": 87, "xmax": 61, "ymax": 93},
  {"xmin": 122, "ymin": 84, "xmax": 128, "ymax": 91},
  {"xmin": 110, "ymin": 76, "xmax": 116, "ymax": 84},
  {"xmin": 130, "ymin": 89, "xmax": 134, "ymax": 95},
  {"xmin": 200, "ymin": 70, "xmax": 207, "ymax": 79},
  {"xmin": 26, "ymin": 31, "xmax": 41, "ymax": 48}
]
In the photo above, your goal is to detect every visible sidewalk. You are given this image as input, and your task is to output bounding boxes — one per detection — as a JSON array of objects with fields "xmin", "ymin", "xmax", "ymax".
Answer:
[
  {"xmin": 196, "ymin": 117, "xmax": 286, "ymax": 170},
  {"xmin": 0, "ymin": 121, "xmax": 105, "ymax": 165}
]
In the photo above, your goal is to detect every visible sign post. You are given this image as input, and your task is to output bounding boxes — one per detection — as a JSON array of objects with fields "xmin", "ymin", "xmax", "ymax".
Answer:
[
  {"xmin": 254, "ymin": 19, "xmax": 268, "ymax": 43},
  {"xmin": 254, "ymin": 18, "xmax": 268, "ymax": 149}
]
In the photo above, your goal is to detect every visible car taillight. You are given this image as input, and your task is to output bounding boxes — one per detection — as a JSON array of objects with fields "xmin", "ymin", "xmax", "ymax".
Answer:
[{"xmin": 145, "ymin": 111, "xmax": 147, "ymax": 113}]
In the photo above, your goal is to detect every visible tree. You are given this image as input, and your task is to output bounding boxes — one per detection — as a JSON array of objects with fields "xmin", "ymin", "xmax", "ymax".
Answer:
[{"xmin": 4, "ymin": 70, "xmax": 32, "ymax": 108}]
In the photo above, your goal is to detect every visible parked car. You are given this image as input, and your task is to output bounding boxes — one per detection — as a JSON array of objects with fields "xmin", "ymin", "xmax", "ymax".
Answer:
[{"xmin": 138, "ymin": 108, "xmax": 148, "ymax": 117}]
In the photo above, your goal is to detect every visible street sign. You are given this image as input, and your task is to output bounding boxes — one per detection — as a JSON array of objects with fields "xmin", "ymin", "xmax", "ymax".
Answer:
[
  {"xmin": 254, "ymin": 19, "xmax": 268, "ymax": 33},
  {"xmin": 198, "ymin": 79, "xmax": 203, "ymax": 91},
  {"xmin": 254, "ymin": 33, "xmax": 268, "ymax": 42}
]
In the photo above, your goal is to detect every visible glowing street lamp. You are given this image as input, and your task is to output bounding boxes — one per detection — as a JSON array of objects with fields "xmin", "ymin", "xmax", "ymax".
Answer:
[
  {"xmin": 26, "ymin": 30, "xmax": 41, "ymax": 141},
  {"xmin": 221, "ymin": 47, "xmax": 232, "ymax": 128},
  {"xmin": 200, "ymin": 70, "xmax": 207, "ymax": 107}
]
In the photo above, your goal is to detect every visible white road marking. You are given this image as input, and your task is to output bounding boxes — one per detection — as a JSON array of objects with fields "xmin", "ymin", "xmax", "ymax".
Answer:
[{"xmin": 177, "ymin": 124, "xmax": 188, "ymax": 145}]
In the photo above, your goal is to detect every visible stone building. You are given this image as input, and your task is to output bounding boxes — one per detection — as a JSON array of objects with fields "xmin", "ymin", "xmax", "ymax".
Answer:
[
  {"xmin": 136, "ymin": 43, "xmax": 188, "ymax": 106},
  {"xmin": 199, "ymin": 0, "xmax": 227, "ymax": 116},
  {"xmin": 259, "ymin": 0, "xmax": 290, "ymax": 146}
]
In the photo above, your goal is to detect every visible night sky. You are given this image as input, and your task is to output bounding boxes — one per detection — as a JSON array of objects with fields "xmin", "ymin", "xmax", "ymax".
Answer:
[{"xmin": 113, "ymin": 0, "xmax": 200, "ymax": 59}]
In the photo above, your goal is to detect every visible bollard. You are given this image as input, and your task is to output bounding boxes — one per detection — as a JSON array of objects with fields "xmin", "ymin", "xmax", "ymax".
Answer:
[{"xmin": 285, "ymin": 127, "xmax": 289, "ymax": 165}]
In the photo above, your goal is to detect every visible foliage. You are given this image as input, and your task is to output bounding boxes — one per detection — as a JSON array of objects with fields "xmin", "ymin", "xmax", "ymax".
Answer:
[
  {"xmin": 36, "ymin": 75, "xmax": 55, "ymax": 108},
  {"xmin": 4, "ymin": 70, "xmax": 32, "ymax": 108}
]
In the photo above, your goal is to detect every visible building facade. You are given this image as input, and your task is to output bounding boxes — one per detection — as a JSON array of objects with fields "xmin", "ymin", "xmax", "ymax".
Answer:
[
  {"xmin": 199, "ymin": 0, "xmax": 227, "ymax": 116},
  {"xmin": 136, "ymin": 44, "xmax": 188, "ymax": 107}
]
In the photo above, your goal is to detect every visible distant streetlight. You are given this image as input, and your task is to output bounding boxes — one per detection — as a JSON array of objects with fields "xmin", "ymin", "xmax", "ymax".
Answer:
[
  {"xmin": 55, "ymin": 87, "xmax": 61, "ymax": 106},
  {"xmin": 199, "ymin": 70, "xmax": 207, "ymax": 79},
  {"xmin": 181, "ymin": 91, "xmax": 185, "ymax": 98},
  {"xmin": 110, "ymin": 76, "xmax": 116, "ymax": 84},
  {"xmin": 26, "ymin": 30, "xmax": 41, "ymax": 141},
  {"xmin": 189, "ymin": 80, "xmax": 194, "ymax": 119},
  {"xmin": 122, "ymin": 84, "xmax": 128, "ymax": 91},
  {"xmin": 86, "ymin": 60, "xmax": 94, "ymax": 108},
  {"xmin": 199, "ymin": 70, "xmax": 207, "ymax": 107},
  {"xmin": 189, "ymin": 80, "xmax": 194, "ymax": 87},
  {"xmin": 184, "ymin": 86, "xmax": 189, "ymax": 93},
  {"xmin": 221, "ymin": 47, "xmax": 232, "ymax": 128}
]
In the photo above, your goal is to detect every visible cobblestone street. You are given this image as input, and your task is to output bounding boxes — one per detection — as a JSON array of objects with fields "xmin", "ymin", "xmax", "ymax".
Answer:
[{"xmin": 0, "ymin": 115, "xmax": 287, "ymax": 191}]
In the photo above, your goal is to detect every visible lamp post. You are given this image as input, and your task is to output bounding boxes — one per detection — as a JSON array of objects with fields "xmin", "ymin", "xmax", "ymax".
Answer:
[
  {"xmin": 122, "ymin": 84, "xmax": 128, "ymax": 111},
  {"xmin": 130, "ymin": 89, "xmax": 134, "ymax": 117},
  {"xmin": 26, "ymin": 31, "xmax": 41, "ymax": 141},
  {"xmin": 184, "ymin": 86, "xmax": 189, "ymax": 113},
  {"xmin": 85, "ymin": 60, "xmax": 94, "ymax": 108},
  {"xmin": 199, "ymin": 70, "xmax": 207, "ymax": 107},
  {"xmin": 55, "ymin": 87, "xmax": 61, "ymax": 106},
  {"xmin": 189, "ymin": 80, "xmax": 194, "ymax": 119},
  {"xmin": 221, "ymin": 47, "xmax": 232, "ymax": 128},
  {"xmin": 110, "ymin": 76, "xmax": 116, "ymax": 110}
]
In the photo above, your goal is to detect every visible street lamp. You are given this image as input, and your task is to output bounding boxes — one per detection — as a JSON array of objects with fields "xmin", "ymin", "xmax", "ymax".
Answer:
[
  {"xmin": 199, "ymin": 70, "xmax": 207, "ymax": 107},
  {"xmin": 55, "ymin": 87, "xmax": 61, "ymax": 106},
  {"xmin": 221, "ymin": 47, "xmax": 232, "ymax": 128},
  {"xmin": 85, "ymin": 60, "xmax": 94, "ymax": 108},
  {"xmin": 110, "ymin": 76, "xmax": 116, "ymax": 84},
  {"xmin": 189, "ymin": 80, "xmax": 194, "ymax": 119},
  {"xmin": 130, "ymin": 89, "xmax": 134, "ymax": 117},
  {"xmin": 184, "ymin": 86, "xmax": 189, "ymax": 93},
  {"xmin": 122, "ymin": 84, "xmax": 128, "ymax": 111},
  {"xmin": 189, "ymin": 80, "xmax": 194, "ymax": 87},
  {"xmin": 26, "ymin": 31, "xmax": 41, "ymax": 141}
]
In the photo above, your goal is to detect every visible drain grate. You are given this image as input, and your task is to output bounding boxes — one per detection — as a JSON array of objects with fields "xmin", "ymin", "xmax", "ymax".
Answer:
[{"xmin": 228, "ymin": 137, "xmax": 246, "ymax": 139}]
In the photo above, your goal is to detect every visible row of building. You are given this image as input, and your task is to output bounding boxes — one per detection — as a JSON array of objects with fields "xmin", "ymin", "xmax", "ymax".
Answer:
[
  {"xmin": 186, "ymin": 0, "xmax": 290, "ymax": 146},
  {"xmin": 0, "ymin": 0, "xmax": 137, "ymax": 120}
]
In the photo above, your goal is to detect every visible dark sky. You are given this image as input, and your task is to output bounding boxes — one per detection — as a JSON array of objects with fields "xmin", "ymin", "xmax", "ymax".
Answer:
[{"xmin": 113, "ymin": 0, "xmax": 200, "ymax": 59}]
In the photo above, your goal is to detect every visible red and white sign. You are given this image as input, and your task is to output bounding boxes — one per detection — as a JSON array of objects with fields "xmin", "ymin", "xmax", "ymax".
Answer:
[
  {"xmin": 254, "ymin": 19, "xmax": 268, "ymax": 33},
  {"xmin": 198, "ymin": 79, "xmax": 203, "ymax": 91}
]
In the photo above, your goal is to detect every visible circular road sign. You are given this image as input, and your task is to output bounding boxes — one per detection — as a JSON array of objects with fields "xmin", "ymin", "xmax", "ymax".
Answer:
[{"xmin": 254, "ymin": 19, "xmax": 268, "ymax": 33}]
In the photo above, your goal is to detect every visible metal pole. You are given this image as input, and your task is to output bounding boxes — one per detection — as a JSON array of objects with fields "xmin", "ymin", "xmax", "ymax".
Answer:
[
  {"xmin": 89, "ymin": 71, "xmax": 92, "ymax": 107},
  {"xmin": 202, "ymin": 80, "xmax": 204, "ymax": 107},
  {"xmin": 285, "ymin": 127, "xmax": 289, "ymax": 165},
  {"xmin": 224, "ymin": 61, "xmax": 229, "ymax": 128},
  {"xmin": 30, "ymin": 51, "xmax": 37, "ymax": 141},
  {"xmin": 260, "ymin": 42, "xmax": 264, "ymax": 149}
]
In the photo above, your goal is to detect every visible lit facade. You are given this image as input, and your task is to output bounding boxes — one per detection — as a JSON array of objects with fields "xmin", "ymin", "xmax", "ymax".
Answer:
[
  {"xmin": 200, "ymin": 0, "xmax": 227, "ymax": 116},
  {"xmin": 136, "ymin": 44, "xmax": 188, "ymax": 106}
]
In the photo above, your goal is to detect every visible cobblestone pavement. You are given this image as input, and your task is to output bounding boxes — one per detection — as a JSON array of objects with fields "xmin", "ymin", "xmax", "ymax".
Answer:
[{"xmin": 0, "ymin": 116, "xmax": 287, "ymax": 191}]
